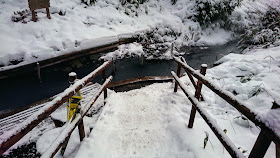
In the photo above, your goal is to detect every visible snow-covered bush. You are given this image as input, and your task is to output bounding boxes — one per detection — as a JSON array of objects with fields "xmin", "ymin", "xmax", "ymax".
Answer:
[
  {"xmin": 238, "ymin": 1, "xmax": 280, "ymax": 49},
  {"xmin": 171, "ymin": 0, "xmax": 177, "ymax": 5},
  {"xmin": 81, "ymin": 0, "xmax": 97, "ymax": 5},
  {"xmin": 120, "ymin": 0, "xmax": 148, "ymax": 5},
  {"xmin": 119, "ymin": 0, "xmax": 148, "ymax": 17},
  {"xmin": 194, "ymin": 0, "xmax": 242, "ymax": 28}
]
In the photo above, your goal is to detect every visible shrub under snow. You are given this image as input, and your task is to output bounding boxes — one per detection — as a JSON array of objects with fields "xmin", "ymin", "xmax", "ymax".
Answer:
[{"xmin": 238, "ymin": 0, "xmax": 280, "ymax": 49}]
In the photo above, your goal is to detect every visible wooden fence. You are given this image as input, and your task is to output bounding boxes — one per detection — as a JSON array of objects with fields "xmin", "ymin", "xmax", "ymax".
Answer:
[
  {"xmin": 172, "ymin": 56, "xmax": 280, "ymax": 158},
  {"xmin": 0, "ymin": 61, "xmax": 113, "ymax": 156}
]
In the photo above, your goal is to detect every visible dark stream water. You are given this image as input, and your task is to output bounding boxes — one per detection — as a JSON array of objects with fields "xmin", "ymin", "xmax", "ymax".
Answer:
[{"xmin": 0, "ymin": 41, "xmax": 239, "ymax": 115}]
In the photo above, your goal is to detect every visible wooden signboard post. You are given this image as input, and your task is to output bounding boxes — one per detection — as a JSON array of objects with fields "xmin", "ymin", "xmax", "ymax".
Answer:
[{"xmin": 28, "ymin": 0, "xmax": 51, "ymax": 21}]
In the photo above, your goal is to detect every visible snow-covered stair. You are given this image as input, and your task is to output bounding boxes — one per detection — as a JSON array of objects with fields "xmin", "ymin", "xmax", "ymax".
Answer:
[{"xmin": 74, "ymin": 83, "xmax": 196, "ymax": 158}]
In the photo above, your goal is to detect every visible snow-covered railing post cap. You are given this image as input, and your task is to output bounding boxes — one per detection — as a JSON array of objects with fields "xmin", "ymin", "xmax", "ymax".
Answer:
[
  {"xmin": 201, "ymin": 64, "xmax": 207, "ymax": 68},
  {"xmin": 69, "ymin": 72, "xmax": 77, "ymax": 84}
]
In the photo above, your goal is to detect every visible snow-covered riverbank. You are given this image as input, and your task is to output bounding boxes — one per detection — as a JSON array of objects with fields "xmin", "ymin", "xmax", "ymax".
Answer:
[{"xmin": 0, "ymin": 0, "xmax": 237, "ymax": 70}]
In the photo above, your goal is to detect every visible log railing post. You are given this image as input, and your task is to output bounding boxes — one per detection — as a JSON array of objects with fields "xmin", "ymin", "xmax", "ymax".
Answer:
[
  {"xmin": 31, "ymin": 10, "xmax": 37, "ymax": 22},
  {"xmin": 188, "ymin": 64, "xmax": 207, "ymax": 128},
  {"xmin": 37, "ymin": 62, "xmax": 41, "ymax": 81},
  {"xmin": 171, "ymin": 43, "xmax": 174, "ymax": 56},
  {"xmin": 46, "ymin": 7, "xmax": 51, "ymax": 19},
  {"xmin": 76, "ymin": 105, "xmax": 85, "ymax": 141},
  {"xmin": 102, "ymin": 69, "xmax": 107, "ymax": 99},
  {"xmin": 249, "ymin": 101, "xmax": 279, "ymax": 158},
  {"xmin": 60, "ymin": 137, "xmax": 70, "ymax": 156},
  {"xmin": 277, "ymin": 143, "xmax": 280, "ymax": 158},
  {"xmin": 101, "ymin": 59, "xmax": 108, "ymax": 104},
  {"xmin": 174, "ymin": 56, "xmax": 183, "ymax": 92},
  {"xmin": 248, "ymin": 130, "xmax": 272, "ymax": 158}
]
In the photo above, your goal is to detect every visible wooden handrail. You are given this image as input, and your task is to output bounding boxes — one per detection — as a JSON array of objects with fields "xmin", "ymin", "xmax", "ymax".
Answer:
[
  {"xmin": 0, "ymin": 61, "xmax": 112, "ymax": 155},
  {"xmin": 171, "ymin": 71, "xmax": 245, "ymax": 158},
  {"xmin": 41, "ymin": 76, "xmax": 113, "ymax": 158},
  {"xmin": 173, "ymin": 57, "xmax": 280, "ymax": 145}
]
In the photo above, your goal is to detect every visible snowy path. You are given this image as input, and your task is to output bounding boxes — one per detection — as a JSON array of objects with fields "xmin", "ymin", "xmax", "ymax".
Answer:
[{"xmin": 74, "ymin": 83, "xmax": 196, "ymax": 158}]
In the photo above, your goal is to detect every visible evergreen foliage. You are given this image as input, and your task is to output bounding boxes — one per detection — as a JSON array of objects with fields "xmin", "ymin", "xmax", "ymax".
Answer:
[
  {"xmin": 239, "ymin": 1, "xmax": 280, "ymax": 49},
  {"xmin": 194, "ymin": 0, "xmax": 242, "ymax": 28}
]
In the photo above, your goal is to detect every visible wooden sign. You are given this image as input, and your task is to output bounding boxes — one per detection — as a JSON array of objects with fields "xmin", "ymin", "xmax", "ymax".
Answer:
[
  {"xmin": 28, "ymin": 0, "xmax": 51, "ymax": 21},
  {"xmin": 28, "ymin": 0, "xmax": 50, "ymax": 11}
]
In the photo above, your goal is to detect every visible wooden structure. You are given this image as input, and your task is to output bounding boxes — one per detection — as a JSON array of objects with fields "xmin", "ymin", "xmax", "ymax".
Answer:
[
  {"xmin": 28, "ymin": 0, "xmax": 51, "ymax": 21},
  {"xmin": 0, "ymin": 61, "xmax": 112, "ymax": 156},
  {"xmin": 173, "ymin": 56, "xmax": 280, "ymax": 158},
  {"xmin": 0, "ymin": 36, "xmax": 136, "ymax": 80}
]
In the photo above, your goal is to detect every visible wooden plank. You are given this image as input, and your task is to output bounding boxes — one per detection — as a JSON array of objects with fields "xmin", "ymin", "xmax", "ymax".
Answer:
[
  {"xmin": 171, "ymin": 71, "xmax": 245, "ymax": 158},
  {"xmin": 0, "ymin": 37, "xmax": 136, "ymax": 79},
  {"xmin": 108, "ymin": 76, "xmax": 173, "ymax": 88},
  {"xmin": 0, "ymin": 61, "xmax": 112, "ymax": 155},
  {"xmin": 174, "ymin": 57, "xmax": 280, "ymax": 145}
]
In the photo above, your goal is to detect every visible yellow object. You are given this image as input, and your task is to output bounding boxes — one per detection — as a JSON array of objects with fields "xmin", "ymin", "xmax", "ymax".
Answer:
[{"xmin": 67, "ymin": 91, "xmax": 82, "ymax": 122}]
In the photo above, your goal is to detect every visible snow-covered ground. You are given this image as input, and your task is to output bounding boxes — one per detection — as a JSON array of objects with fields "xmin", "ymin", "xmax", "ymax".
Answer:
[
  {"xmin": 0, "ymin": 0, "xmax": 236, "ymax": 70},
  {"xmin": 33, "ymin": 46, "xmax": 280, "ymax": 158}
]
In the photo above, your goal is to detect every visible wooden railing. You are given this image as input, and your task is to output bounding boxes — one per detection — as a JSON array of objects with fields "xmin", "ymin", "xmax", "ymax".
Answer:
[
  {"xmin": 0, "ymin": 61, "xmax": 113, "ymax": 156},
  {"xmin": 172, "ymin": 56, "xmax": 280, "ymax": 158},
  {"xmin": 41, "ymin": 76, "xmax": 113, "ymax": 158}
]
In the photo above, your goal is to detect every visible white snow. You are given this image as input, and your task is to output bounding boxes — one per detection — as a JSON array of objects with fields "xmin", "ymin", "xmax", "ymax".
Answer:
[
  {"xmin": 69, "ymin": 72, "xmax": 77, "ymax": 77},
  {"xmin": 209, "ymin": 46, "xmax": 280, "ymax": 138},
  {"xmin": 74, "ymin": 83, "xmax": 197, "ymax": 158},
  {"xmin": 100, "ymin": 42, "xmax": 144, "ymax": 61}
]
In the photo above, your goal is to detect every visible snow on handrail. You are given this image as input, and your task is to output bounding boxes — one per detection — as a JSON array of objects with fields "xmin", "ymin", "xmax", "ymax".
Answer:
[
  {"xmin": 173, "ymin": 57, "xmax": 280, "ymax": 144},
  {"xmin": 41, "ymin": 76, "xmax": 113, "ymax": 158},
  {"xmin": 171, "ymin": 71, "xmax": 245, "ymax": 158},
  {"xmin": 0, "ymin": 61, "xmax": 112, "ymax": 155}
]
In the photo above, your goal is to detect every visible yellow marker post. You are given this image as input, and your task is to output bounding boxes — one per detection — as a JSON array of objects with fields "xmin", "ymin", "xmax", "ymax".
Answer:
[
  {"xmin": 67, "ymin": 72, "xmax": 83, "ymax": 122},
  {"xmin": 67, "ymin": 91, "xmax": 82, "ymax": 122}
]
